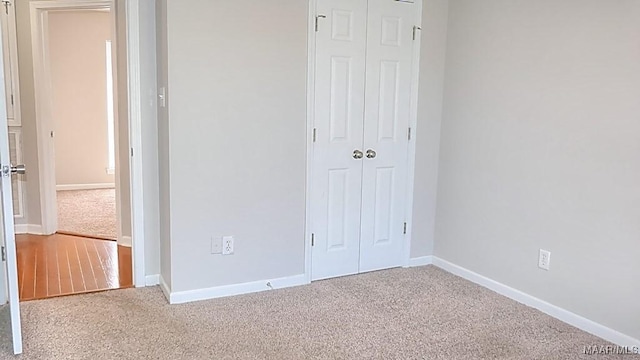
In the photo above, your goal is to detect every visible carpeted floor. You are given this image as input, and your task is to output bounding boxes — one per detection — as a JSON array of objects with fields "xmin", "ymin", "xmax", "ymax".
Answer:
[
  {"xmin": 57, "ymin": 189, "xmax": 117, "ymax": 240},
  {"xmin": 0, "ymin": 266, "xmax": 633, "ymax": 359}
]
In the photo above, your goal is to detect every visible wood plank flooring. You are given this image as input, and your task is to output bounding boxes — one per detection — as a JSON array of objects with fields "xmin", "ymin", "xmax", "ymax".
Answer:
[{"xmin": 16, "ymin": 233, "xmax": 133, "ymax": 301}]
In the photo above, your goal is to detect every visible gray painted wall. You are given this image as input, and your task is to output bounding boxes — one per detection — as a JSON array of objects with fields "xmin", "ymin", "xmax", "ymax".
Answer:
[
  {"xmin": 163, "ymin": 0, "xmax": 309, "ymax": 292},
  {"xmin": 410, "ymin": 0, "xmax": 448, "ymax": 258},
  {"xmin": 435, "ymin": 0, "xmax": 640, "ymax": 341}
]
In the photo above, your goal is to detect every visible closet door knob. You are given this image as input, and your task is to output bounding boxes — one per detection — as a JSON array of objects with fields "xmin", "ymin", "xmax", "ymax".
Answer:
[
  {"xmin": 352, "ymin": 150, "xmax": 364, "ymax": 160},
  {"xmin": 365, "ymin": 149, "xmax": 377, "ymax": 159}
]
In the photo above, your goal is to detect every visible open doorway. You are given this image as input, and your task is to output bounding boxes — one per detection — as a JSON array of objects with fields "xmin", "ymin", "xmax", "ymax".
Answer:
[
  {"xmin": 51, "ymin": 10, "xmax": 117, "ymax": 241},
  {"xmin": 1, "ymin": 0, "xmax": 133, "ymax": 301}
]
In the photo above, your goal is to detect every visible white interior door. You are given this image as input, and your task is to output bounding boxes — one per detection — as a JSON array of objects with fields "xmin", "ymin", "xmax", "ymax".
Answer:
[
  {"xmin": 358, "ymin": 0, "xmax": 416, "ymax": 272},
  {"xmin": 311, "ymin": 0, "xmax": 368, "ymax": 281},
  {"xmin": 0, "ymin": 24, "xmax": 22, "ymax": 353}
]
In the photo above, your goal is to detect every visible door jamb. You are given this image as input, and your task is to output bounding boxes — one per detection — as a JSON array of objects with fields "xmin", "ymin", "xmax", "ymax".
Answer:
[
  {"xmin": 403, "ymin": 0, "xmax": 423, "ymax": 267},
  {"xmin": 124, "ymin": 0, "xmax": 146, "ymax": 287},
  {"xmin": 304, "ymin": 0, "xmax": 318, "ymax": 284},
  {"xmin": 304, "ymin": 0, "xmax": 424, "ymax": 281}
]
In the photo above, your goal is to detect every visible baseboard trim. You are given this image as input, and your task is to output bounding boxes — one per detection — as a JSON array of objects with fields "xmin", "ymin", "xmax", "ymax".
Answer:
[
  {"xmin": 56, "ymin": 183, "xmax": 115, "ymax": 191},
  {"xmin": 14, "ymin": 224, "xmax": 45, "ymax": 235},
  {"xmin": 145, "ymin": 274, "xmax": 160, "ymax": 286},
  {"xmin": 14, "ymin": 224, "xmax": 28, "ymax": 234},
  {"xmin": 406, "ymin": 256, "xmax": 433, "ymax": 268},
  {"xmin": 168, "ymin": 274, "xmax": 308, "ymax": 305},
  {"xmin": 159, "ymin": 275, "xmax": 171, "ymax": 302},
  {"xmin": 119, "ymin": 236, "xmax": 132, "ymax": 247},
  {"xmin": 432, "ymin": 257, "xmax": 640, "ymax": 348}
]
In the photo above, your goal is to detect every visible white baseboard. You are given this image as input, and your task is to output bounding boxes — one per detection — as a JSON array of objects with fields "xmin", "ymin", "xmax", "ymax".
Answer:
[
  {"xmin": 14, "ymin": 224, "xmax": 45, "ymax": 235},
  {"xmin": 119, "ymin": 236, "xmax": 132, "ymax": 247},
  {"xmin": 159, "ymin": 275, "xmax": 171, "ymax": 303},
  {"xmin": 145, "ymin": 274, "xmax": 160, "ymax": 286},
  {"xmin": 14, "ymin": 224, "xmax": 28, "ymax": 234},
  {"xmin": 432, "ymin": 257, "xmax": 640, "ymax": 348},
  {"xmin": 56, "ymin": 183, "xmax": 115, "ymax": 191},
  {"xmin": 168, "ymin": 274, "xmax": 308, "ymax": 305},
  {"xmin": 406, "ymin": 255, "xmax": 433, "ymax": 268}
]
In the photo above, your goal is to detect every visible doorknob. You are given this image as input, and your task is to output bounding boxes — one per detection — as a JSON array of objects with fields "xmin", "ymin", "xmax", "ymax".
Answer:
[
  {"xmin": 366, "ymin": 149, "xmax": 377, "ymax": 159},
  {"xmin": 1, "ymin": 164, "xmax": 25, "ymax": 177},
  {"xmin": 352, "ymin": 150, "xmax": 364, "ymax": 160}
]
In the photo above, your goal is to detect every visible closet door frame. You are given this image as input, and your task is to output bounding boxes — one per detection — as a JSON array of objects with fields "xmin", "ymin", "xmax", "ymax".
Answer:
[{"xmin": 304, "ymin": 0, "xmax": 423, "ymax": 283}]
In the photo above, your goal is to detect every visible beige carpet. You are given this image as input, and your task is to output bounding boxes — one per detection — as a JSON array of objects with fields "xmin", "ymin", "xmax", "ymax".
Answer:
[
  {"xmin": 0, "ymin": 266, "xmax": 633, "ymax": 359},
  {"xmin": 57, "ymin": 189, "xmax": 117, "ymax": 240}
]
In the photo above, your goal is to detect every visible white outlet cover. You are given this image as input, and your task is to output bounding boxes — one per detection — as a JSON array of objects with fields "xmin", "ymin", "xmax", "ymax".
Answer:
[
  {"xmin": 538, "ymin": 249, "xmax": 551, "ymax": 270},
  {"xmin": 222, "ymin": 236, "xmax": 234, "ymax": 255}
]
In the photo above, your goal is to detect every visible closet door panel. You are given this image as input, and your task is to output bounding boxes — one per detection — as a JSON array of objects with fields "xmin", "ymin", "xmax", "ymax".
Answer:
[
  {"xmin": 359, "ymin": 0, "xmax": 416, "ymax": 272},
  {"xmin": 311, "ymin": 0, "xmax": 368, "ymax": 281}
]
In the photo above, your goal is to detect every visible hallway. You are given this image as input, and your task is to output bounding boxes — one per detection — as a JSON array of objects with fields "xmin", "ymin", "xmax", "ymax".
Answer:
[{"xmin": 16, "ymin": 234, "xmax": 132, "ymax": 301}]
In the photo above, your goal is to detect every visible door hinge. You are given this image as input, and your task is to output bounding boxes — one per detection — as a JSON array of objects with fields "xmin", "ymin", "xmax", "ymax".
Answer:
[
  {"xmin": 131, "ymin": 148, "xmax": 134, "ymax": 157},
  {"xmin": 2, "ymin": 1, "xmax": 10, "ymax": 15},
  {"xmin": 1, "ymin": 246, "xmax": 5, "ymax": 261},
  {"xmin": 311, "ymin": 233, "xmax": 315, "ymax": 246},
  {"xmin": 403, "ymin": 222, "xmax": 407, "ymax": 235},
  {"xmin": 408, "ymin": 127, "xmax": 412, "ymax": 141},
  {"xmin": 313, "ymin": 128, "xmax": 317, "ymax": 142},
  {"xmin": 315, "ymin": 14, "xmax": 326, "ymax": 32},
  {"xmin": 50, "ymin": 131, "xmax": 55, "ymax": 138},
  {"xmin": 10, "ymin": 94, "xmax": 13, "ymax": 106},
  {"xmin": 413, "ymin": 26, "xmax": 422, "ymax": 41}
]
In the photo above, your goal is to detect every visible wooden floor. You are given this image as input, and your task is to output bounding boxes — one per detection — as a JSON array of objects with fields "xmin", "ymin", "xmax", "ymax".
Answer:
[{"xmin": 16, "ymin": 233, "xmax": 133, "ymax": 301}]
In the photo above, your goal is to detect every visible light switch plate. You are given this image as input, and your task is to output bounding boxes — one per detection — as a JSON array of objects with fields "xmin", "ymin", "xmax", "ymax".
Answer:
[{"xmin": 211, "ymin": 237, "xmax": 222, "ymax": 254}]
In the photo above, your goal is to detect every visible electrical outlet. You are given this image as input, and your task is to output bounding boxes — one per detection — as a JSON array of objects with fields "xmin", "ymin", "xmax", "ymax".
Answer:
[
  {"xmin": 211, "ymin": 237, "xmax": 222, "ymax": 254},
  {"xmin": 222, "ymin": 236, "xmax": 234, "ymax": 255},
  {"xmin": 538, "ymin": 249, "xmax": 551, "ymax": 270}
]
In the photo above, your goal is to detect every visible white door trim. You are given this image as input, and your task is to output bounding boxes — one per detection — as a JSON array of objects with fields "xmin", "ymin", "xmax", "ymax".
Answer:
[
  {"xmin": 304, "ymin": 0, "xmax": 424, "ymax": 280},
  {"xmin": 30, "ymin": 0, "xmax": 146, "ymax": 286},
  {"xmin": 125, "ymin": 0, "xmax": 146, "ymax": 287},
  {"xmin": 402, "ymin": 0, "xmax": 423, "ymax": 266},
  {"xmin": 110, "ymin": 0, "xmax": 123, "ymax": 249},
  {"xmin": 303, "ymin": 0, "xmax": 318, "ymax": 284}
]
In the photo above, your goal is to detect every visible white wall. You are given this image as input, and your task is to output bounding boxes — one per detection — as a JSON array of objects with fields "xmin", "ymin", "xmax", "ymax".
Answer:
[
  {"xmin": 410, "ymin": 0, "xmax": 448, "ymax": 258},
  {"xmin": 48, "ymin": 11, "xmax": 113, "ymax": 187},
  {"xmin": 435, "ymin": 0, "xmax": 640, "ymax": 341}
]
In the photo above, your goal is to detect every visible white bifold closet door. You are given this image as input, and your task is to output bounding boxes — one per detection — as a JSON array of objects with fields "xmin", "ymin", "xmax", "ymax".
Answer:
[{"xmin": 312, "ymin": 0, "xmax": 417, "ymax": 280}]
